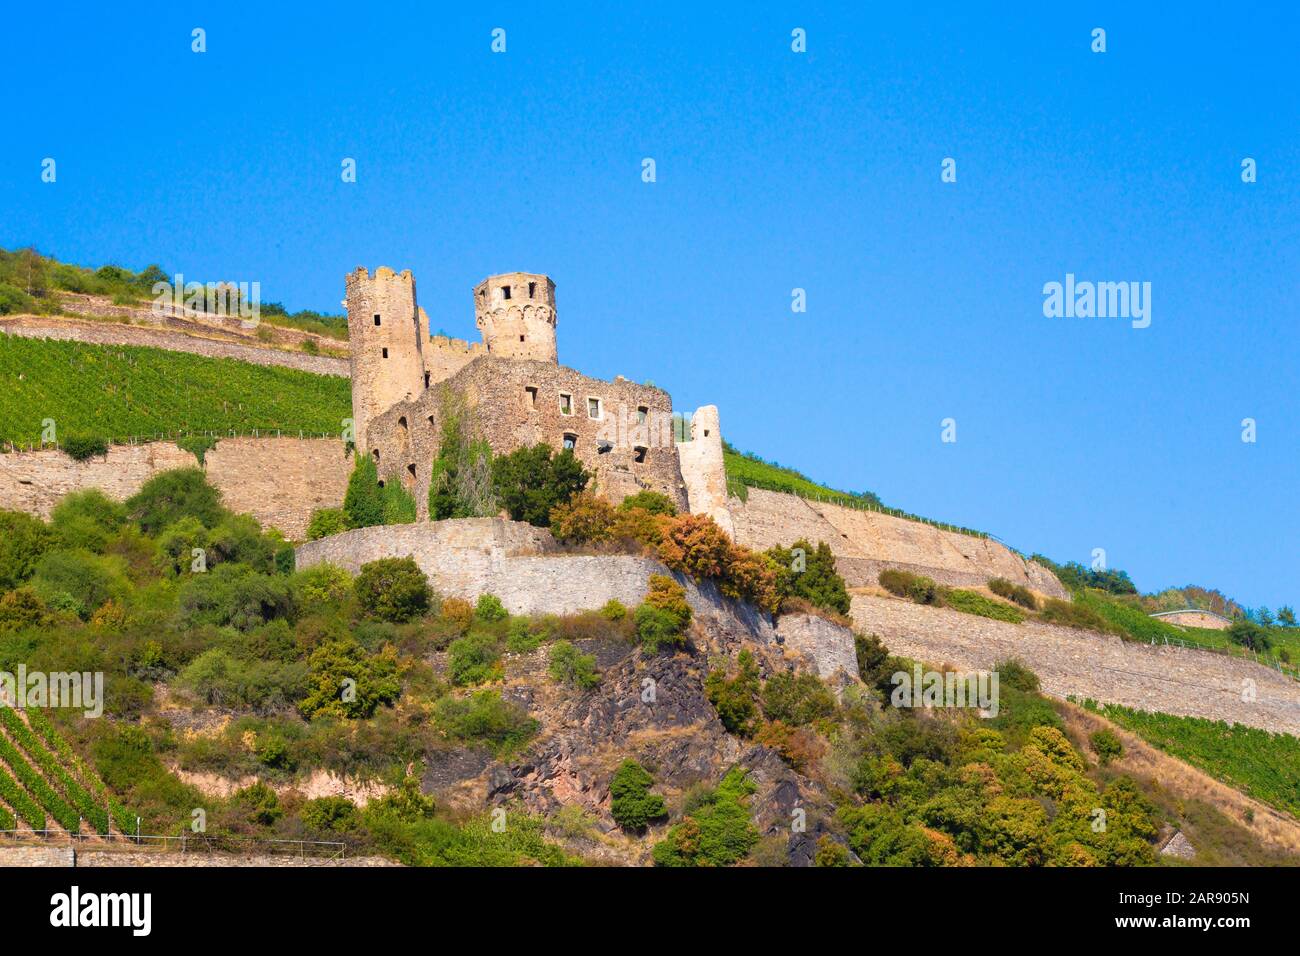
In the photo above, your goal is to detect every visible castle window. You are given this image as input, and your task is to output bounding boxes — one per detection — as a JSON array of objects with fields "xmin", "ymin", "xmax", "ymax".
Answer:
[
  {"xmin": 428, "ymin": 415, "xmax": 436, "ymax": 428},
  {"xmin": 501, "ymin": 286, "xmax": 512, "ymax": 300},
  {"xmin": 424, "ymin": 372, "xmax": 431, "ymax": 388},
  {"xmin": 373, "ymin": 314, "xmax": 381, "ymax": 326},
  {"xmin": 633, "ymin": 446, "xmax": 648, "ymax": 464},
  {"xmin": 398, "ymin": 416, "xmax": 408, "ymax": 433},
  {"xmin": 528, "ymin": 282, "xmax": 536, "ymax": 298},
  {"xmin": 597, "ymin": 440, "xmax": 613, "ymax": 455},
  {"xmin": 406, "ymin": 463, "xmax": 417, "ymax": 486},
  {"xmin": 559, "ymin": 393, "xmax": 573, "ymax": 415},
  {"xmin": 372, "ymin": 449, "xmax": 380, "ymax": 462},
  {"xmin": 382, "ymin": 348, "xmax": 389, "ymax": 359},
  {"xmin": 525, "ymin": 386, "xmax": 538, "ymax": 408},
  {"xmin": 563, "ymin": 433, "xmax": 577, "ymax": 451},
  {"xmin": 637, "ymin": 406, "xmax": 648, "ymax": 425},
  {"xmin": 519, "ymin": 335, "xmax": 525, "ymax": 342},
  {"xmin": 587, "ymin": 397, "xmax": 602, "ymax": 420}
]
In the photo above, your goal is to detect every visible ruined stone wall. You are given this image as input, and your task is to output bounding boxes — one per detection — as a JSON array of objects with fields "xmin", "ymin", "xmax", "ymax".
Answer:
[
  {"xmin": 0, "ymin": 845, "xmax": 393, "ymax": 866},
  {"xmin": 0, "ymin": 438, "xmax": 350, "ymax": 540},
  {"xmin": 0, "ymin": 320, "xmax": 349, "ymax": 376},
  {"xmin": 850, "ymin": 593, "xmax": 1300, "ymax": 735},
  {"xmin": 366, "ymin": 356, "xmax": 688, "ymax": 517},
  {"xmin": 423, "ymin": 334, "xmax": 485, "ymax": 386},
  {"xmin": 729, "ymin": 487, "xmax": 1068, "ymax": 598}
]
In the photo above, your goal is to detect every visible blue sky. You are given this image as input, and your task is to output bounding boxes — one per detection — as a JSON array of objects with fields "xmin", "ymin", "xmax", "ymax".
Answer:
[{"xmin": 2, "ymin": 2, "xmax": 1296, "ymax": 609}]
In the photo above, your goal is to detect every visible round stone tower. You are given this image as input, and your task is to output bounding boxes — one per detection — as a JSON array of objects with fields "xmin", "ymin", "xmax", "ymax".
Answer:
[
  {"xmin": 473, "ymin": 272, "xmax": 558, "ymax": 363},
  {"xmin": 345, "ymin": 266, "xmax": 426, "ymax": 450}
]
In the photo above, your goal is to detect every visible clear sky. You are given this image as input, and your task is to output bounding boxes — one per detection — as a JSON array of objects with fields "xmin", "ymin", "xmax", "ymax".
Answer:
[{"xmin": 2, "ymin": 2, "xmax": 1296, "ymax": 609}]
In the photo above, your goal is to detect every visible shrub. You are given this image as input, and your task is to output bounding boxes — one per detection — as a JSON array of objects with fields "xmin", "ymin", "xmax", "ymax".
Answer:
[
  {"xmin": 176, "ymin": 434, "xmax": 217, "ymax": 465},
  {"xmin": 657, "ymin": 514, "xmax": 731, "ymax": 580},
  {"xmin": 548, "ymin": 492, "xmax": 616, "ymax": 543},
  {"xmin": 380, "ymin": 480, "xmax": 418, "ymax": 525},
  {"xmin": 301, "ymin": 796, "xmax": 358, "ymax": 832},
  {"xmin": 438, "ymin": 597, "xmax": 474, "ymax": 637},
  {"xmin": 548, "ymin": 640, "xmax": 600, "ymax": 689},
  {"xmin": 619, "ymin": 490, "xmax": 677, "ymax": 516},
  {"xmin": 1038, "ymin": 598, "xmax": 1116, "ymax": 634},
  {"xmin": 491, "ymin": 444, "xmax": 590, "ymax": 526},
  {"xmin": 0, "ymin": 282, "xmax": 35, "ymax": 315},
  {"xmin": 291, "ymin": 563, "xmax": 353, "ymax": 613},
  {"xmin": 944, "ymin": 589, "xmax": 1024, "ymax": 624},
  {"xmin": 879, "ymin": 568, "xmax": 943, "ymax": 606},
  {"xmin": 433, "ymin": 690, "xmax": 539, "ymax": 756},
  {"xmin": 0, "ymin": 587, "xmax": 51, "ymax": 632},
  {"xmin": 989, "ymin": 577, "xmax": 1038, "ymax": 610},
  {"xmin": 32, "ymin": 549, "xmax": 129, "ymax": 620},
  {"xmin": 609, "ymin": 759, "xmax": 666, "ymax": 831},
  {"xmin": 761, "ymin": 671, "xmax": 837, "ymax": 726},
  {"xmin": 753, "ymin": 720, "xmax": 826, "ymax": 773},
  {"xmin": 705, "ymin": 650, "xmax": 761, "ymax": 736},
  {"xmin": 50, "ymin": 490, "xmax": 126, "ymax": 553},
  {"xmin": 652, "ymin": 767, "xmax": 758, "ymax": 867},
  {"xmin": 599, "ymin": 599, "xmax": 627, "ymax": 621},
  {"xmin": 0, "ymin": 509, "xmax": 54, "ymax": 590},
  {"xmin": 635, "ymin": 575, "xmax": 692, "ymax": 652},
  {"xmin": 299, "ymin": 638, "xmax": 401, "ymax": 720},
  {"xmin": 126, "ymin": 468, "xmax": 227, "ymax": 535},
  {"xmin": 178, "ymin": 564, "xmax": 295, "ymax": 631},
  {"xmin": 1090, "ymin": 729, "xmax": 1124, "ymax": 766},
  {"xmin": 1228, "ymin": 618, "xmax": 1272, "ymax": 653},
  {"xmin": 994, "ymin": 659, "xmax": 1041, "ymax": 692},
  {"xmin": 428, "ymin": 391, "xmax": 499, "ymax": 520},
  {"xmin": 474, "ymin": 593, "xmax": 508, "ymax": 623},
  {"xmin": 61, "ymin": 435, "xmax": 108, "ymax": 461},
  {"xmin": 854, "ymin": 632, "xmax": 902, "ymax": 695},
  {"xmin": 767, "ymin": 540, "xmax": 851, "ymax": 616},
  {"xmin": 234, "ymin": 782, "xmax": 282, "ymax": 826},
  {"xmin": 448, "ymin": 630, "xmax": 503, "ymax": 686},
  {"xmin": 610, "ymin": 506, "xmax": 669, "ymax": 547},
  {"xmin": 307, "ymin": 507, "xmax": 349, "ymax": 540},
  {"xmin": 204, "ymin": 513, "xmax": 277, "ymax": 572},
  {"xmin": 354, "ymin": 557, "xmax": 430, "ymax": 623},
  {"xmin": 718, "ymin": 547, "xmax": 780, "ymax": 614},
  {"xmin": 343, "ymin": 455, "xmax": 385, "ymax": 529}
]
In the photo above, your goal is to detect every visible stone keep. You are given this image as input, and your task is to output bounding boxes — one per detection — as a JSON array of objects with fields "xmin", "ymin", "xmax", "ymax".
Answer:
[
  {"xmin": 346, "ymin": 266, "xmax": 425, "ymax": 449},
  {"xmin": 473, "ymin": 272, "xmax": 558, "ymax": 363}
]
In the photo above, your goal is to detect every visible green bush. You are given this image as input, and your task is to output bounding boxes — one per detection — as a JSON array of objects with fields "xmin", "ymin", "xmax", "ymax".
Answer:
[
  {"xmin": 0, "ymin": 510, "xmax": 54, "ymax": 591},
  {"xmin": 354, "ymin": 557, "xmax": 430, "ymax": 623},
  {"xmin": 1228, "ymin": 618, "xmax": 1272, "ymax": 653},
  {"xmin": 994, "ymin": 659, "xmax": 1041, "ymax": 692},
  {"xmin": 944, "ymin": 589, "xmax": 1024, "ymax": 623},
  {"xmin": 302, "ymin": 796, "xmax": 359, "ymax": 832},
  {"xmin": 0, "ymin": 282, "xmax": 35, "ymax": 315},
  {"xmin": 178, "ymin": 564, "xmax": 295, "ymax": 630},
  {"xmin": 548, "ymin": 640, "xmax": 600, "ymax": 689},
  {"xmin": 609, "ymin": 759, "xmax": 666, "ymax": 831},
  {"xmin": 306, "ymin": 507, "xmax": 349, "ymax": 540},
  {"xmin": 1038, "ymin": 598, "xmax": 1117, "ymax": 634},
  {"xmin": 761, "ymin": 671, "xmax": 837, "ymax": 726},
  {"xmin": 878, "ymin": 568, "xmax": 942, "ymax": 606},
  {"xmin": 619, "ymin": 491, "xmax": 677, "ymax": 516},
  {"xmin": 343, "ymin": 455, "xmax": 385, "ymax": 529},
  {"xmin": 299, "ymin": 638, "xmax": 401, "ymax": 720},
  {"xmin": 448, "ymin": 630, "xmax": 503, "ymax": 686},
  {"xmin": 380, "ymin": 479, "xmax": 418, "ymax": 525},
  {"xmin": 61, "ymin": 435, "xmax": 108, "ymax": 461},
  {"xmin": 32, "ymin": 549, "xmax": 129, "ymax": 620},
  {"xmin": 634, "ymin": 575, "xmax": 692, "ymax": 653},
  {"xmin": 474, "ymin": 594, "xmax": 508, "ymax": 623},
  {"xmin": 0, "ymin": 588, "xmax": 51, "ymax": 632},
  {"xmin": 599, "ymin": 599, "xmax": 627, "ymax": 621},
  {"xmin": 766, "ymin": 539, "xmax": 851, "ymax": 616},
  {"xmin": 50, "ymin": 490, "xmax": 127, "ymax": 552},
  {"xmin": 988, "ymin": 577, "xmax": 1038, "ymax": 610},
  {"xmin": 1090, "ymin": 729, "xmax": 1124, "ymax": 766},
  {"xmin": 433, "ymin": 690, "xmax": 539, "ymax": 757},
  {"xmin": 652, "ymin": 767, "xmax": 758, "ymax": 867},
  {"xmin": 490, "ymin": 443, "xmax": 590, "ymax": 526},
  {"xmin": 704, "ymin": 650, "xmax": 761, "ymax": 736},
  {"xmin": 291, "ymin": 563, "xmax": 353, "ymax": 613},
  {"xmin": 126, "ymin": 468, "xmax": 227, "ymax": 535}
]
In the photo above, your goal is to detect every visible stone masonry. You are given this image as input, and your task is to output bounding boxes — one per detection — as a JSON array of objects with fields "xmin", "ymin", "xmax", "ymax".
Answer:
[{"xmin": 851, "ymin": 593, "xmax": 1300, "ymax": 735}]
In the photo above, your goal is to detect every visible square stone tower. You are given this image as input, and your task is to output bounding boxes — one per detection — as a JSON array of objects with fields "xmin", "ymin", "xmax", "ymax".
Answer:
[{"xmin": 345, "ymin": 266, "xmax": 425, "ymax": 450}]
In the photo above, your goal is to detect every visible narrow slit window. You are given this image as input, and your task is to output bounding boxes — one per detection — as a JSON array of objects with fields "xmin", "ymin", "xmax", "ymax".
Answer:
[
  {"xmin": 525, "ymin": 386, "xmax": 538, "ymax": 407},
  {"xmin": 373, "ymin": 314, "xmax": 381, "ymax": 326},
  {"xmin": 382, "ymin": 347, "xmax": 389, "ymax": 359},
  {"xmin": 528, "ymin": 282, "xmax": 536, "ymax": 298}
]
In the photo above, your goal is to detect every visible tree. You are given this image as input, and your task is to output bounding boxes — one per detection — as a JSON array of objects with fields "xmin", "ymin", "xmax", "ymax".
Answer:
[
  {"xmin": 0, "ymin": 510, "xmax": 55, "ymax": 591},
  {"xmin": 126, "ymin": 468, "xmax": 227, "ymax": 535},
  {"xmin": 491, "ymin": 444, "xmax": 589, "ymax": 526},
  {"xmin": 766, "ymin": 539, "xmax": 850, "ymax": 616},
  {"xmin": 354, "ymin": 557, "xmax": 431, "ymax": 623},
  {"xmin": 619, "ymin": 491, "xmax": 676, "ymax": 516},
  {"xmin": 609, "ymin": 759, "xmax": 666, "ymax": 831},
  {"xmin": 299, "ymin": 638, "xmax": 401, "ymax": 720},
  {"xmin": 634, "ymin": 575, "xmax": 692, "ymax": 653},
  {"xmin": 657, "ymin": 514, "xmax": 732, "ymax": 580},
  {"xmin": 1228, "ymin": 618, "xmax": 1272, "ymax": 653},
  {"xmin": 1279, "ymin": 606, "xmax": 1297, "ymax": 627},
  {"xmin": 704, "ymin": 650, "xmax": 761, "ymax": 736},
  {"xmin": 342, "ymin": 455, "xmax": 385, "ymax": 529},
  {"xmin": 1257, "ymin": 606, "xmax": 1276, "ymax": 628},
  {"xmin": 428, "ymin": 395, "xmax": 499, "ymax": 520},
  {"xmin": 548, "ymin": 640, "xmax": 600, "ymax": 689}
]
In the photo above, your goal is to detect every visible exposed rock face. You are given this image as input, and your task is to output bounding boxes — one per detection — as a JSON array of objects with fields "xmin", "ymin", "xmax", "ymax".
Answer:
[
  {"xmin": 775, "ymin": 613, "xmax": 858, "ymax": 680},
  {"xmin": 1160, "ymin": 831, "xmax": 1196, "ymax": 860}
]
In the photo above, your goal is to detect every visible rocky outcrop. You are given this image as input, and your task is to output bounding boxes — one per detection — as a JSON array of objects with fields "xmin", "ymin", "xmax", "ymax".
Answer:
[{"xmin": 775, "ymin": 613, "xmax": 857, "ymax": 680}]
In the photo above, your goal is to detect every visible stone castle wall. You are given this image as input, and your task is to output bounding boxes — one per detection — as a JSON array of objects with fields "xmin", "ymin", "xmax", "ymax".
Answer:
[
  {"xmin": 850, "ymin": 593, "xmax": 1300, "ymax": 734},
  {"xmin": 0, "ymin": 438, "xmax": 350, "ymax": 540},
  {"xmin": 0, "ymin": 319, "xmax": 349, "ymax": 377},
  {"xmin": 728, "ymin": 487, "xmax": 1068, "ymax": 598},
  {"xmin": 0, "ymin": 844, "xmax": 392, "ymax": 867},
  {"xmin": 365, "ymin": 356, "xmax": 688, "ymax": 516}
]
